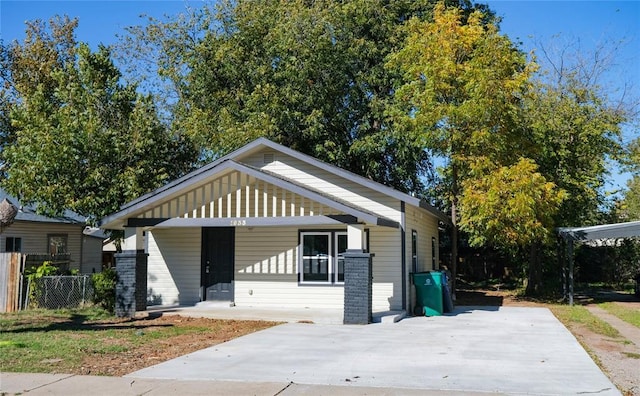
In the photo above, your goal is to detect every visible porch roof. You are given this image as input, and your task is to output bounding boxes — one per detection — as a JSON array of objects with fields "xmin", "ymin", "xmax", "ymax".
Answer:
[{"xmin": 100, "ymin": 158, "xmax": 399, "ymax": 230}]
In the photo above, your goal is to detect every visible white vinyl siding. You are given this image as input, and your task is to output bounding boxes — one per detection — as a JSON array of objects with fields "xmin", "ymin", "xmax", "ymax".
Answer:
[
  {"xmin": 147, "ymin": 228, "xmax": 201, "ymax": 306},
  {"xmin": 405, "ymin": 205, "xmax": 440, "ymax": 309},
  {"xmin": 368, "ymin": 226, "xmax": 403, "ymax": 310},
  {"xmin": 0, "ymin": 221, "xmax": 84, "ymax": 272},
  {"xmin": 405, "ymin": 206, "xmax": 439, "ymax": 273},
  {"xmin": 242, "ymin": 151, "xmax": 402, "ymax": 222},
  {"xmin": 234, "ymin": 227, "xmax": 344, "ymax": 308}
]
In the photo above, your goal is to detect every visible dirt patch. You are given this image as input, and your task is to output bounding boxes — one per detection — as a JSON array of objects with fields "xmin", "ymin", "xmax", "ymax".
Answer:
[
  {"xmin": 457, "ymin": 289, "xmax": 640, "ymax": 396},
  {"xmin": 75, "ymin": 314, "xmax": 278, "ymax": 377}
]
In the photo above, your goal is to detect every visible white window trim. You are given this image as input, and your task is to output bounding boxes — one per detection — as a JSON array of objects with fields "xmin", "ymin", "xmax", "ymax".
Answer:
[
  {"xmin": 299, "ymin": 230, "xmax": 368, "ymax": 285},
  {"xmin": 335, "ymin": 232, "xmax": 347, "ymax": 284},
  {"xmin": 299, "ymin": 231, "xmax": 333, "ymax": 284},
  {"xmin": 412, "ymin": 230, "xmax": 418, "ymax": 273}
]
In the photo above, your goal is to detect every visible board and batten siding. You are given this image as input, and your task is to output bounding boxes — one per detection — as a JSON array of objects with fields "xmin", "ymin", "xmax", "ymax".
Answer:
[
  {"xmin": 241, "ymin": 151, "xmax": 402, "ymax": 222},
  {"xmin": 0, "ymin": 221, "xmax": 84, "ymax": 271},
  {"xmin": 147, "ymin": 228, "xmax": 201, "ymax": 306}
]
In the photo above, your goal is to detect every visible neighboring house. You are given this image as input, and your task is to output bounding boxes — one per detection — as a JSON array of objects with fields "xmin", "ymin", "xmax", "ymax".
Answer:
[
  {"xmin": 100, "ymin": 138, "xmax": 449, "ymax": 315},
  {"xmin": 0, "ymin": 188, "xmax": 104, "ymax": 273}
]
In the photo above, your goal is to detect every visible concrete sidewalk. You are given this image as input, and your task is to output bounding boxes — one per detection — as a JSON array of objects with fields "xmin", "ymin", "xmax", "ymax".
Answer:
[
  {"xmin": 1, "ymin": 306, "xmax": 621, "ymax": 395},
  {"xmin": 0, "ymin": 373, "xmax": 493, "ymax": 395}
]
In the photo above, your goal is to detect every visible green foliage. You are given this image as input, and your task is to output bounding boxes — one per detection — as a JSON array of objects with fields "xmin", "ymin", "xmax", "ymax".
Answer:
[
  {"xmin": 389, "ymin": 2, "xmax": 532, "ymax": 175},
  {"xmin": 575, "ymin": 239, "xmax": 640, "ymax": 287},
  {"xmin": 388, "ymin": 2, "xmax": 535, "ymax": 287},
  {"xmin": 459, "ymin": 158, "xmax": 566, "ymax": 249},
  {"xmin": 0, "ymin": 17, "xmax": 196, "ymax": 220},
  {"xmin": 116, "ymin": 0, "xmax": 489, "ymax": 193},
  {"xmin": 92, "ymin": 268, "xmax": 117, "ymax": 313},
  {"xmin": 25, "ymin": 261, "xmax": 59, "ymax": 278},
  {"xmin": 25, "ymin": 261, "xmax": 60, "ymax": 308},
  {"xmin": 523, "ymin": 78, "xmax": 623, "ymax": 228},
  {"xmin": 619, "ymin": 176, "xmax": 640, "ymax": 220}
]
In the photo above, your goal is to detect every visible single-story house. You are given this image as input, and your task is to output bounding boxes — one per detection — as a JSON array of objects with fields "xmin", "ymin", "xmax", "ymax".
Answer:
[
  {"xmin": 100, "ymin": 138, "xmax": 449, "ymax": 322},
  {"xmin": 0, "ymin": 188, "xmax": 105, "ymax": 273}
]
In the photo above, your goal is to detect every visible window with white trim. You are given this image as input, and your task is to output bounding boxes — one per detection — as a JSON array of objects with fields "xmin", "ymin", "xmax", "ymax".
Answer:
[
  {"xmin": 299, "ymin": 230, "xmax": 367, "ymax": 284},
  {"xmin": 301, "ymin": 232, "xmax": 331, "ymax": 282}
]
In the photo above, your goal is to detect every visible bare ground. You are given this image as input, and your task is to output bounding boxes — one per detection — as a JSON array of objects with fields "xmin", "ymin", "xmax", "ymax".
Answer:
[
  {"xmin": 457, "ymin": 289, "xmax": 640, "ymax": 396},
  {"xmin": 73, "ymin": 315, "xmax": 278, "ymax": 377}
]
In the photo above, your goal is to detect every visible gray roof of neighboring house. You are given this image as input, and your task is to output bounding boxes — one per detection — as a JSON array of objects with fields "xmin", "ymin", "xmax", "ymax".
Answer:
[{"xmin": 0, "ymin": 188, "xmax": 87, "ymax": 224}]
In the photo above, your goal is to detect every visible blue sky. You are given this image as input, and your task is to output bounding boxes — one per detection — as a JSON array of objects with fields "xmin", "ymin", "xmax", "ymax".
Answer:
[{"xmin": 1, "ymin": 0, "xmax": 639, "ymax": 190}]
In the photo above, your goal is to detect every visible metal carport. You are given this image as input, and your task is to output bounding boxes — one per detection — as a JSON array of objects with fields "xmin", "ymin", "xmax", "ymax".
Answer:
[{"xmin": 558, "ymin": 220, "xmax": 640, "ymax": 305}]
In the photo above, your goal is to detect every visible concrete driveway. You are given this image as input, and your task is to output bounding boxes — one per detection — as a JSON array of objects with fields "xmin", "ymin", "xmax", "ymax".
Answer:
[{"xmin": 128, "ymin": 306, "xmax": 620, "ymax": 395}]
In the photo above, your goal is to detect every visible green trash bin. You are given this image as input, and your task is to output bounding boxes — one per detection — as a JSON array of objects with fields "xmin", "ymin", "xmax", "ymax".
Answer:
[{"xmin": 413, "ymin": 271, "xmax": 443, "ymax": 316}]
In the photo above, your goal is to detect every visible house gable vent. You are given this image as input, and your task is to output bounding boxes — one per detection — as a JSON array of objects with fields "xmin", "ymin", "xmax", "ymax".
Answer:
[{"xmin": 263, "ymin": 153, "xmax": 275, "ymax": 164}]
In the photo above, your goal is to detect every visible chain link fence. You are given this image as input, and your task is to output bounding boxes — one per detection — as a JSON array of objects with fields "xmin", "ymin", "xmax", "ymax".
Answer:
[{"xmin": 25, "ymin": 275, "xmax": 94, "ymax": 309}]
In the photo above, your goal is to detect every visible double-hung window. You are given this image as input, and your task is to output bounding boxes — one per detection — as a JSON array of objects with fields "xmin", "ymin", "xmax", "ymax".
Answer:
[{"xmin": 299, "ymin": 230, "xmax": 366, "ymax": 284}]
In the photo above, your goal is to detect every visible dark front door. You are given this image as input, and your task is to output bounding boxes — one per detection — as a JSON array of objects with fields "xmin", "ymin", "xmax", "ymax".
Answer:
[{"xmin": 201, "ymin": 227, "xmax": 235, "ymax": 301}]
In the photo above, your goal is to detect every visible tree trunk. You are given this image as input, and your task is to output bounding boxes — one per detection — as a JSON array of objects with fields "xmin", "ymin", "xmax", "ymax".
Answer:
[{"xmin": 526, "ymin": 243, "xmax": 542, "ymax": 295}]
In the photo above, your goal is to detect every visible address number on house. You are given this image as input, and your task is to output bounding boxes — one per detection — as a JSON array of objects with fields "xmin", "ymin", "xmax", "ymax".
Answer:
[{"xmin": 230, "ymin": 219, "xmax": 247, "ymax": 226}]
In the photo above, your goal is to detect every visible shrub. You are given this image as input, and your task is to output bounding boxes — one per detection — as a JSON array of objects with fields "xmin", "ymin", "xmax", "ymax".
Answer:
[
  {"xmin": 25, "ymin": 261, "xmax": 59, "ymax": 307},
  {"xmin": 92, "ymin": 268, "xmax": 117, "ymax": 313}
]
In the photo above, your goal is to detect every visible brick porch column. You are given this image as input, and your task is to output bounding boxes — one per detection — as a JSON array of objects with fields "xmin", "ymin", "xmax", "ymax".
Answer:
[
  {"xmin": 343, "ymin": 250, "xmax": 372, "ymax": 325},
  {"xmin": 115, "ymin": 250, "xmax": 148, "ymax": 317}
]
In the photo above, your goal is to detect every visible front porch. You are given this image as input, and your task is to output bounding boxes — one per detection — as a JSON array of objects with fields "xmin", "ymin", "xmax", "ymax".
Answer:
[{"xmin": 145, "ymin": 302, "xmax": 407, "ymax": 325}]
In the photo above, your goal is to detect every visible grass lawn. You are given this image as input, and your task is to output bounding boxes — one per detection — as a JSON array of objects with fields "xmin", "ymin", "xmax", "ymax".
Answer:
[
  {"xmin": 0, "ymin": 307, "xmax": 278, "ymax": 376},
  {"xmin": 598, "ymin": 302, "xmax": 640, "ymax": 329},
  {"xmin": 549, "ymin": 304, "xmax": 621, "ymax": 338}
]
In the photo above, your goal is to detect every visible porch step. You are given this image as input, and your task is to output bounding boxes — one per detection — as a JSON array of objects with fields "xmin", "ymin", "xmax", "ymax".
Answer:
[
  {"xmin": 195, "ymin": 301, "xmax": 235, "ymax": 309},
  {"xmin": 373, "ymin": 310, "xmax": 406, "ymax": 324}
]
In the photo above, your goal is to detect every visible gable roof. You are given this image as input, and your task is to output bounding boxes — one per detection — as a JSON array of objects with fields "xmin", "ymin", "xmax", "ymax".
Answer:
[
  {"xmin": 99, "ymin": 138, "xmax": 449, "ymax": 228},
  {"xmin": 0, "ymin": 188, "xmax": 86, "ymax": 224}
]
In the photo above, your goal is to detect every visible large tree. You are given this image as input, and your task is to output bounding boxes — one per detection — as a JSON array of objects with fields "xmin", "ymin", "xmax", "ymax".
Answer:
[
  {"xmin": 116, "ymin": 0, "xmax": 489, "ymax": 193},
  {"xmin": 0, "ymin": 17, "xmax": 195, "ymax": 220},
  {"xmin": 521, "ymin": 39, "xmax": 627, "ymax": 294},
  {"xmin": 391, "ymin": 3, "xmax": 628, "ymax": 294},
  {"xmin": 389, "ymin": 2, "xmax": 537, "ymax": 292}
]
